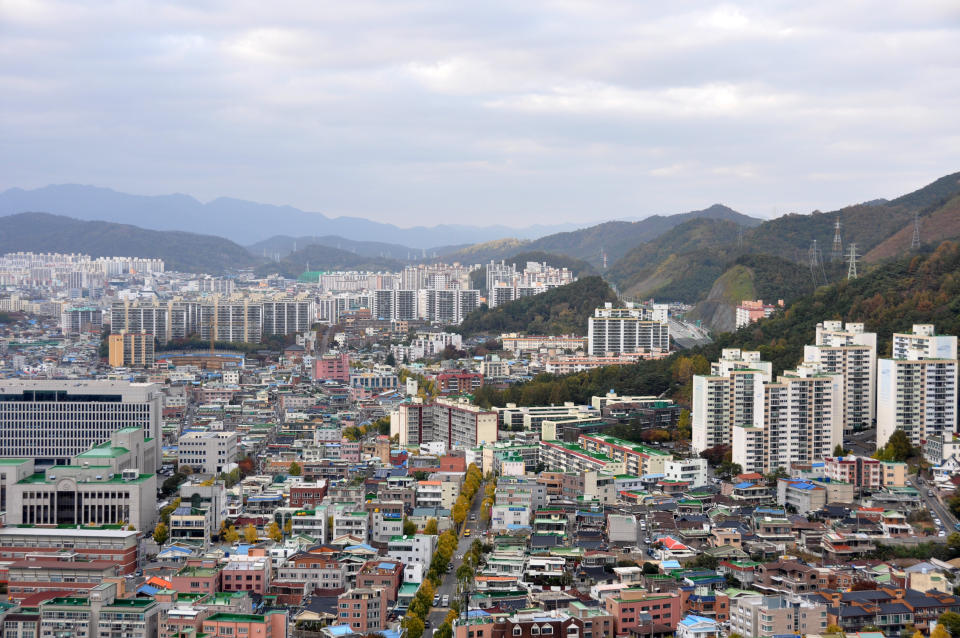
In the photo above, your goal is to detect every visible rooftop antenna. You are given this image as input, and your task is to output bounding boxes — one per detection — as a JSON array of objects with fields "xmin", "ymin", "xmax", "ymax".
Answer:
[
  {"xmin": 911, "ymin": 212, "xmax": 921, "ymax": 249},
  {"xmin": 831, "ymin": 218, "xmax": 843, "ymax": 262},
  {"xmin": 846, "ymin": 243, "xmax": 859, "ymax": 280}
]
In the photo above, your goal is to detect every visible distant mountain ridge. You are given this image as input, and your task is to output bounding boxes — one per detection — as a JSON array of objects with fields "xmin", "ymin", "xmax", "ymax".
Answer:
[
  {"xmin": 0, "ymin": 212, "xmax": 253, "ymax": 274},
  {"xmin": 438, "ymin": 203, "xmax": 760, "ymax": 267},
  {"xmin": 0, "ymin": 184, "xmax": 582, "ymax": 248}
]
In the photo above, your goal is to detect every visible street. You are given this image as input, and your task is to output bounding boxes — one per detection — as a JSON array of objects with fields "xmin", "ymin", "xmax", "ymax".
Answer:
[
  {"xmin": 426, "ymin": 480, "xmax": 487, "ymax": 631},
  {"xmin": 909, "ymin": 475, "xmax": 957, "ymax": 539}
]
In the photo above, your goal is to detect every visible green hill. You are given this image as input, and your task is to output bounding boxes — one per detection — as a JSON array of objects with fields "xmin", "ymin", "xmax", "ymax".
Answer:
[
  {"xmin": 606, "ymin": 218, "xmax": 742, "ymax": 300},
  {"xmin": 473, "ymin": 240, "xmax": 960, "ymax": 408},
  {"xmin": 0, "ymin": 212, "xmax": 254, "ymax": 274},
  {"xmin": 456, "ymin": 276, "xmax": 617, "ymax": 337},
  {"xmin": 254, "ymin": 244, "xmax": 406, "ymax": 278}
]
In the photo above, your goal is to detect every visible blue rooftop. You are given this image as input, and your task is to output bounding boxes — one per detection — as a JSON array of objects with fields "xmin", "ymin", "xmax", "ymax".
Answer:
[
  {"xmin": 326, "ymin": 626, "xmax": 355, "ymax": 637},
  {"xmin": 734, "ymin": 482, "xmax": 755, "ymax": 489}
]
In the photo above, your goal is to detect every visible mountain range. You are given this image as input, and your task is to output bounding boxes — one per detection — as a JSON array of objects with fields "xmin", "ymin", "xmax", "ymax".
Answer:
[
  {"xmin": 2, "ymin": 171, "xmax": 959, "ymax": 332},
  {"xmin": 0, "ymin": 184, "xmax": 581, "ymax": 248}
]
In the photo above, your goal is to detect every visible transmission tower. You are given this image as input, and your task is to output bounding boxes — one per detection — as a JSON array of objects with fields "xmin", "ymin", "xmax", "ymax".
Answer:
[
  {"xmin": 808, "ymin": 239, "xmax": 827, "ymax": 288},
  {"xmin": 738, "ymin": 225, "xmax": 744, "ymax": 249},
  {"xmin": 831, "ymin": 219, "xmax": 843, "ymax": 261},
  {"xmin": 846, "ymin": 243, "xmax": 859, "ymax": 280},
  {"xmin": 911, "ymin": 212, "xmax": 921, "ymax": 249}
]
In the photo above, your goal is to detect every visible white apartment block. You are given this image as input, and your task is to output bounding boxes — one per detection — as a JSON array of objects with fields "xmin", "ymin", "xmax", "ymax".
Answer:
[
  {"xmin": 0, "ymin": 380, "xmax": 162, "ymax": 466},
  {"xmin": 710, "ymin": 349, "xmax": 773, "ymax": 381},
  {"xmin": 387, "ymin": 534, "xmax": 437, "ymax": 568},
  {"xmin": 733, "ymin": 365, "xmax": 843, "ymax": 475},
  {"xmin": 587, "ymin": 304, "xmax": 669, "ymax": 356},
  {"xmin": 290, "ymin": 507, "xmax": 328, "ymax": 542},
  {"xmin": 421, "ymin": 289, "xmax": 480, "ymax": 324},
  {"xmin": 803, "ymin": 321, "xmax": 877, "ymax": 433},
  {"xmin": 692, "ymin": 369, "xmax": 766, "ymax": 454},
  {"xmin": 491, "ymin": 505, "xmax": 531, "ymax": 531},
  {"xmin": 177, "ymin": 431, "xmax": 239, "ymax": 475},
  {"xmin": 664, "ymin": 458, "xmax": 709, "ymax": 487},
  {"xmin": 878, "ymin": 325, "xmax": 958, "ymax": 448}
]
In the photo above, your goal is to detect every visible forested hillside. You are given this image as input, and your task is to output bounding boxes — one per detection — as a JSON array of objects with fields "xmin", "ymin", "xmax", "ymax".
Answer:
[
  {"xmin": 474, "ymin": 241, "xmax": 960, "ymax": 408},
  {"xmin": 0, "ymin": 212, "xmax": 254, "ymax": 273},
  {"xmin": 254, "ymin": 244, "xmax": 405, "ymax": 278},
  {"xmin": 456, "ymin": 276, "xmax": 617, "ymax": 337}
]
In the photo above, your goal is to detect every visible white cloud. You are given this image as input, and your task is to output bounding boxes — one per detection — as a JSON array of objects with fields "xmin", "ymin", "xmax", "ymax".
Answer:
[{"xmin": 0, "ymin": 0, "xmax": 958, "ymax": 226}]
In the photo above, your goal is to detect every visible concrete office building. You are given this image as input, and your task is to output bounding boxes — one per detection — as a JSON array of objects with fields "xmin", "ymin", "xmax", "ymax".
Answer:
[
  {"xmin": 878, "ymin": 325, "xmax": 958, "ymax": 448},
  {"xmin": 177, "ymin": 431, "xmax": 239, "ymax": 475},
  {"xmin": 587, "ymin": 304, "xmax": 669, "ymax": 356},
  {"xmin": 0, "ymin": 380, "xmax": 162, "ymax": 466},
  {"xmin": 803, "ymin": 321, "xmax": 877, "ymax": 433},
  {"xmin": 4, "ymin": 427, "xmax": 158, "ymax": 530}
]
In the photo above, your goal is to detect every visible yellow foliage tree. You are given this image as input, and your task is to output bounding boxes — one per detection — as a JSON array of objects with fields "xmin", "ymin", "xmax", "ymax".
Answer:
[
  {"xmin": 267, "ymin": 521, "xmax": 282, "ymax": 542},
  {"xmin": 243, "ymin": 524, "xmax": 259, "ymax": 544},
  {"xmin": 224, "ymin": 525, "xmax": 239, "ymax": 543}
]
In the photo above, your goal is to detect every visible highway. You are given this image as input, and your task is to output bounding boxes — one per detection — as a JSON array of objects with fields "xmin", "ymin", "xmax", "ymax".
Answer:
[{"xmin": 425, "ymin": 481, "xmax": 487, "ymax": 632}]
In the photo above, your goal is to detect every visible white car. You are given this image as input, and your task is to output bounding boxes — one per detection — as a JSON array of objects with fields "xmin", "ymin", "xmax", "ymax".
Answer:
[{"xmin": 939, "ymin": 531, "xmax": 947, "ymax": 537}]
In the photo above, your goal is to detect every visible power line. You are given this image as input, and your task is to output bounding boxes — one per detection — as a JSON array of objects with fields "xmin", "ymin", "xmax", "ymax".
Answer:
[
  {"xmin": 846, "ymin": 243, "xmax": 859, "ymax": 280},
  {"xmin": 831, "ymin": 218, "xmax": 843, "ymax": 262}
]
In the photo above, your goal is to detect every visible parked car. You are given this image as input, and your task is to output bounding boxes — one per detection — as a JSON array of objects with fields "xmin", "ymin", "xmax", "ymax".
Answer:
[
  {"xmin": 433, "ymin": 595, "xmax": 440, "ymax": 605},
  {"xmin": 442, "ymin": 595, "xmax": 450, "ymax": 607}
]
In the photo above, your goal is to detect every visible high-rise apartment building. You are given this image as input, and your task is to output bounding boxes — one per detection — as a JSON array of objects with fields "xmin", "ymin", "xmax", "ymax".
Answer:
[
  {"xmin": 392, "ymin": 397, "xmax": 497, "ymax": 448},
  {"xmin": 372, "ymin": 290, "xmax": 418, "ymax": 321},
  {"xmin": 877, "ymin": 324, "xmax": 958, "ymax": 448},
  {"xmin": 423, "ymin": 289, "xmax": 480, "ymax": 324},
  {"xmin": 107, "ymin": 332, "xmax": 155, "ymax": 368},
  {"xmin": 0, "ymin": 380, "xmax": 162, "ymax": 465},
  {"xmin": 711, "ymin": 348, "xmax": 773, "ymax": 381},
  {"xmin": 587, "ymin": 304, "xmax": 670, "ymax": 356},
  {"xmin": 261, "ymin": 298, "xmax": 316, "ymax": 336},
  {"xmin": 692, "ymin": 368, "xmax": 766, "ymax": 454},
  {"xmin": 803, "ymin": 321, "xmax": 877, "ymax": 434},
  {"xmin": 744, "ymin": 364, "xmax": 843, "ymax": 474},
  {"xmin": 60, "ymin": 306, "xmax": 103, "ymax": 335}
]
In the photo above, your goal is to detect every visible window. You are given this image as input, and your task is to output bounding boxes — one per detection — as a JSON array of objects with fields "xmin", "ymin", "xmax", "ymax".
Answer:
[
  {"xmin": 514, "ymin": 627, "xmax": 522, "ymax": 636},
  {"xmin": 542, "ymin": 626, "xmax": 553, "ymax": 635}
]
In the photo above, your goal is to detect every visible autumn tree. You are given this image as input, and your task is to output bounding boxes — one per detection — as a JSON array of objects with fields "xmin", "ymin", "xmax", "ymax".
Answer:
[
  {"xmin": 224, "ymin": 525, "xmax": 239, "ymax": 543},
  {"xmin": 243, "ymin": 524, "xmax": 259, "ymax": 544},
  {"xmin": 153, "ymin": 522, "xmax": 169, "ymax": 545},
  {"xmin": 267, "ymin": 522, "xmax": 282, "ymax": 542},
  {"xmin": 423, "ymin": 518, "xmax": 439, "ymax": 535},
  {"xmin": 289, "ymin": 462, "xmax": 302, "ymax": 476}
]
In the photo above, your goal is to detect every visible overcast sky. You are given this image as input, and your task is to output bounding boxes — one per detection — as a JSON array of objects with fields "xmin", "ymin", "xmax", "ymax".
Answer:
[{"xmin": 3, "ymin": 1, "xmax": 959, "ymax": 227}]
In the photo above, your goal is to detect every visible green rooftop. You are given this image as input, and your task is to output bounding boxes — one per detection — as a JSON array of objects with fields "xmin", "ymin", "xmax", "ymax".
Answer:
[
  {"xmin": 206, "ymin": 612, "xmax": 266, "ymax": 623},
  {"xmin": 0, "ymin": 458, "xmax": 30, "ymax": 465},
  {"xmin": 76, "ymin": 442, "xmax": 129, "ymax": 459}
]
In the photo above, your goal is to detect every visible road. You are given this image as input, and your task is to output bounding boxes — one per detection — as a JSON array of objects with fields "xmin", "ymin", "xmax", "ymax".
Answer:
[
  {"xmin": 426, "ymin": 481, "xmax": 487, "ymax": 631},
  {"xmin": 909, "ymin": 475, "xmax": 957, "ymax": 539},
  {"xmin": 846, "ymin": 427, "xmax": 876, "ymax": 457}
]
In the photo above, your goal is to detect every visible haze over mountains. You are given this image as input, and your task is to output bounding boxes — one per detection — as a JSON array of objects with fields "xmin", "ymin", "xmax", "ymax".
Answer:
[
  {"xmin": 0, "ymin": 184, "xmax": 580, "ymax": 248},
  {"xmin": 2, "ymin": 171, "xmax": 959, "ymax": 332}
]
